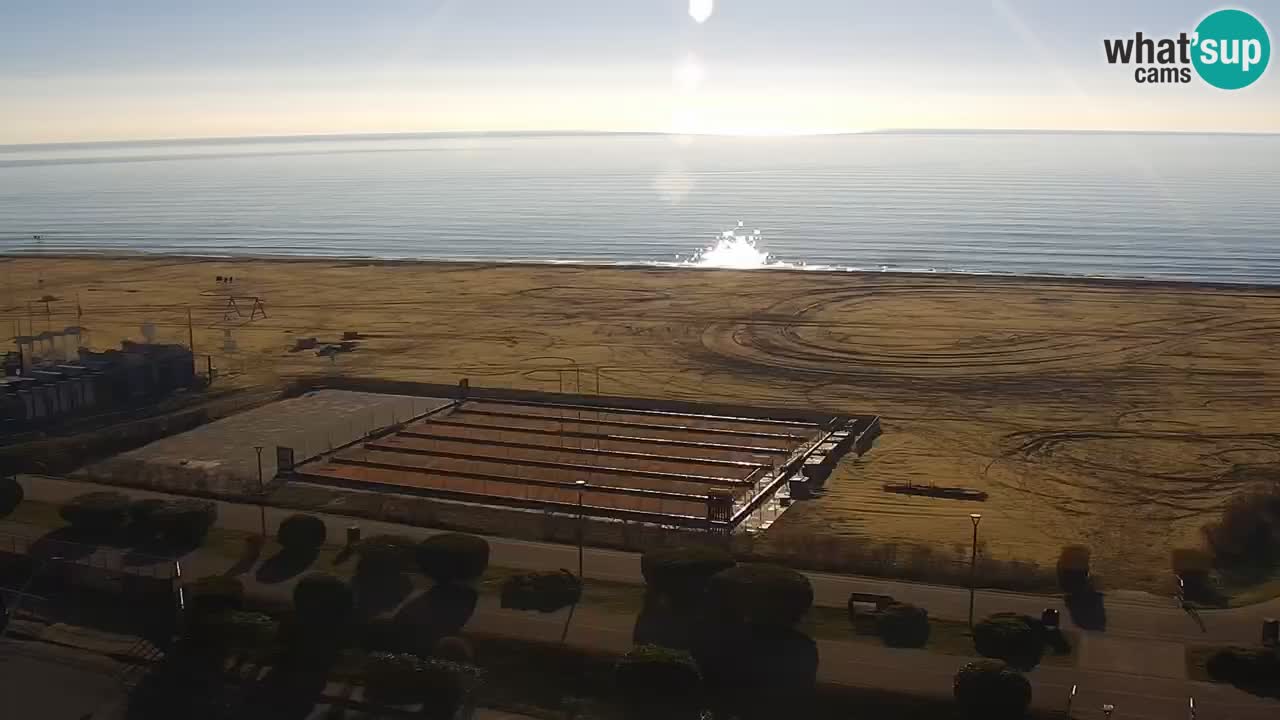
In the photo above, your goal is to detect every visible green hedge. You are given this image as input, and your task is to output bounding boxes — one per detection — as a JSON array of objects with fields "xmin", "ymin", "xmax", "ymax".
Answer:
[
  {"xmin": 1172, "ymin": 547, "xmax": 1215, "ymax": 600},
  {"xmin": 953, "ymin": 659, "xmax": 1031, "ymax": 720},
  {"xmin": 433, "ymin": 636, "xmax": 475, "ymax": 663},
  {"xmin": 1203, "ymin": 483, "xmax": 1280, "ymax": 571},
  {"xmin": 1056, "ymin": 545, "xmax": 1091, "ymax": 595},
  {"xmin": 973, "ymin": 613, "xmax": 1044, "ymax": 670},
  {"xmin": 362, "ymin": 651, "xmax": 482, "ymax": 708},
  {"xmin": 151, "ymin": 499, "xmax": 216, "ymax": 545},
  {"xmin": 705, "ymin": 563, "xmax": 813, "ymax": 628},
  {"xmin": 1206, "ymin": 646, "xmax": 1280, "ymax": 690},
  {"xmin": 416, "ymin": 533, "xmax": 490, "ymax": 584},
  {"xmin": 128, "ymin": 498, "xmax": 168, "ymax": 536},
  {"xmin": 0, "ymin": 476, "xmax": 24, "ymax": 516},
  {"xmin": 60, "ymin": 491, "xmax": 132, "ymax": 536},
  {"xmin": 615, "ymin": 644, "xmax": 701, "ymax": 705},
  {"xmin": 188, "ymin": 610, "xmax": 277, "ymax": 650},
  {"xmin": 876, "ymin": 602, "xmax": 930, "ymax": 648},
  {"xmin": 277, "ymin": 514, "xmax": 327, "ymax": 551},
  {"xmin": 500, "ymin": 570, "xmax": 582, "ymax": 613},
  {"xmin": 356, "ymin": 534, "xmax": 416, "ymax": 578},
  {"xmin": 640, "ymin": 545, "xmax": 735, "ymax": 604}
]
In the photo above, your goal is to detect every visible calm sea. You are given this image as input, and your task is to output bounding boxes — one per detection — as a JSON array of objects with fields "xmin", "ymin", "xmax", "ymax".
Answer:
[{"xmin": 1, "ymin": 131, "xmax": 1277, "ymax": 283}]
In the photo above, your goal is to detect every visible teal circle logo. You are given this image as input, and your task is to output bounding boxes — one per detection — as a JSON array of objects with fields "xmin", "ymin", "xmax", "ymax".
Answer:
[{"xmin": 1192, "ymin": 9, "xmax": 1271, "ymax": 89}]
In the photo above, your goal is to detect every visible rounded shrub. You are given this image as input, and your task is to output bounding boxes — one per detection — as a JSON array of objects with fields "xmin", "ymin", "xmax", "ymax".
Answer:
[
  {"xmin": 0, "ymin": 476, "xmax": 24, "ymax": 517},
  {"xmin": 399, "ymin": 584, "xmax": 479, "ymax": 645},
  {"xmin": 705, "ymin": 563, "xmax": 813, "ymax": 629},
  {"xmin": 973, "ymin": 613, "xmax": 1044, "ymax": 670},
  {"xmin": 641, "ymin": 545, "xmax": 735, "ymax": 604},
  {"xmin": 691, "ymin": 625, "xmax": 817, "ymax": 717},
  {"xmin": 953, "ymin": 659, "xmax": 1031, "ymax": 720},
  {"xmin": 1172, "ymin": 547, "xmax": 1215, "ymax": 601},
  {"xmin": 184, "ymin": 575, "xmax": 243, "ymax": 618},
  {"xmin": 60, "ymin": 491, "xmax": 132, "ymax": 536},
  {"xmin": 219, "ymin": 610, "xmax": 278, "ymax": 649},
  {"xmin": 127, "ymin": 498, "xmax": 168, "ymax": 538},
  {"xmin": 1206, "ymin": 646, "xmax": 1280, "ymax": 689},
  {"xmin": 500, "ymin": 569, "xmax": 582, "ymax": 613},
  {"xmin": 615, "ymin": 644, "xmax": 701, "ymax": 706},
  {"xmin": 1056, "ymin": 545, "xmax": 1091, "ymax": 595},
  {"xmin": 1203, "ymin": 484, "xmax": 1280, "ymax": 570},
  {"xmin": 293, "ymin": 573, "xmax": 354, "ymax": 628},
  {"xmin": 433, "ymin": 636, "xmax": 475, "ymax": 664},
  {"xmin": 151, "ymin": 499, "xmax": 216, "ymax": 545},
  {"xmin": 876, "ymin": 602, "xmax": 930, "ymax": 648},
  {"xmin": 416, "ymin": 533, "xmax": 490, "ymax": 584},
  {"xmin": 356, "ymin": 534, "xmax": 415, "ymax": 578},
  {"xmin": 278, "ymin": 514, "xmax": 327, "ymax": 551}
]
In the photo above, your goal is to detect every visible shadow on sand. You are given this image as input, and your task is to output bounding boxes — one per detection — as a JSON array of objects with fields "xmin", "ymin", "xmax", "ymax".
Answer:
[
  {"xmin": 1065, "ymin": 590, "xmax": 1107, "ymax": 631},
  {"xmin": 222, "ymin": 538, "xmax": 264, "ymax": 577},
  {"xmin": 28, "ymin": 527, "xmax": 101, "ymax": 563},
  {"xmin": 390, "ymin": 584, "xmax": 478, "ymax": 654},
  {"xmin": 256, "ymin": 546, "xmax": 321, "ymax": 585}
]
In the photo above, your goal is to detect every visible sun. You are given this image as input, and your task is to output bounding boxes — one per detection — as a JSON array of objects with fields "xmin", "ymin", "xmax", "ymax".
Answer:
[{"xmin": 689, "ymin": 0, "xmax": 713, "ymax": 24}]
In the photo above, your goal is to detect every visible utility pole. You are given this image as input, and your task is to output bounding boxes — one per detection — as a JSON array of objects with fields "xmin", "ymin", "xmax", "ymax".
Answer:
[
  {"xmin": 969, "ymin": 513, "xmax": 982, "ymax": 629},
  {"xmin": 187, "ymin": 306, "xmax": 198, "ymax": 380},
  {"xmin": 576, "ymin": 480, "xmax": 588, "ymax": 579},
  {"xmin": 253, "ymin": 445, "xmax": 266, "ymax": 538}
]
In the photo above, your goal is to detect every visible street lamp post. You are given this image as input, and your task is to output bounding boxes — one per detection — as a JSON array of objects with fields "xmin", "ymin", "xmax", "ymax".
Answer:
[
  {"xmin": 575, "ymin": 480, "xmax": 588, "ymax": 579},
  {"xmin": 1102, "ymin": 703, "xmax": 1115, "ymax": 719},
  {"xmin": 968, "ymin": 513, "xmax": 982, "ymax": 629},
  {"xmin": 253, "ymin": 445, "xmax": 266, "ymax": 538}
]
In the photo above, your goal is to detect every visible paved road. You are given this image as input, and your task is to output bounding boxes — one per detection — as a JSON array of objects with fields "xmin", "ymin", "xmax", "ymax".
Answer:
[
  {"xmin": 14, "ymin": 474, "xmax": 1280, "ymax": 719},
  {"xmin": 18, "ymin": 475, "xmax": 1277, "ymax": 642}
]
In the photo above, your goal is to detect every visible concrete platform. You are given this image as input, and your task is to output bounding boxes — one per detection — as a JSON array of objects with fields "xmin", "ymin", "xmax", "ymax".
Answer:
[{"xmin": 85, "ymin": 390, "xmax": 453, "ymax": 490}]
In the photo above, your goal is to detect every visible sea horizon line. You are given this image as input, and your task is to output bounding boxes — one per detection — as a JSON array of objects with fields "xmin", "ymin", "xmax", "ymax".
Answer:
[{"xmin": 2, "ymin": 126, "xmax": 1278, "ymax": 151}]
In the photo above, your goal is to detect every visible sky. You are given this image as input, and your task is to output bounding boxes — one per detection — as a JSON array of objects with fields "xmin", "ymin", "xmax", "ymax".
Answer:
[{"xmin": 1, "ymin": 0, "xmax": 1277, "ymax": 144}]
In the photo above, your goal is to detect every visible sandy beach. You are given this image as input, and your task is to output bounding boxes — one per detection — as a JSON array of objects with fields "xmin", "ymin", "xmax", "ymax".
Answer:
[{"xmin": 6, "ymin": 254, "xmax": 1280, "ymax": 592}]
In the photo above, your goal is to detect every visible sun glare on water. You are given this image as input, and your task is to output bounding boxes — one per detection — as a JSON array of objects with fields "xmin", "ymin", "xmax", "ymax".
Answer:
[
  {"xmin": 685, "ymin": 222, "xmax": 792, "ymax": 269},
  {"xmin": 689, "ymin": 0, "xmax": 713, "ymax": 24}
]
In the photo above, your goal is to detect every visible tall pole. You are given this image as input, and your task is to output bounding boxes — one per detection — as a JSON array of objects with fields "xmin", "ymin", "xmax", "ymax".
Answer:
[
  {"xmin": 187, "ymin": 306, "xmax": 197, "ymax": 380},
  {"xmin": 254, "ymin": 445, "xmax": 266, "ymax": 538},
  {"xmin": 969, "ymin": 513, "xmax": 982, "ymax": 629},
  {"xmin": 576, "ymin": 480, "xmax": 587, "ymax": 579}
]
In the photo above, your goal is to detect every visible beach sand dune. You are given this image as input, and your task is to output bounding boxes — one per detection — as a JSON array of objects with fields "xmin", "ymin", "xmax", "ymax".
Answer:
[{"xmin": 7, "ymin": 255, "xmax": 1280, "ymax": 592}]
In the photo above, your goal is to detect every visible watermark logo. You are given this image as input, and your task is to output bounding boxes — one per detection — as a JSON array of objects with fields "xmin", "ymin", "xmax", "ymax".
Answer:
[
  {"xmin": 1193, "ymin": 9, "xmax": 1270, "ymax": 88},
  {"xmin": 1104, "ymin": 8, "xmax": 1270, "ymax": 88}
]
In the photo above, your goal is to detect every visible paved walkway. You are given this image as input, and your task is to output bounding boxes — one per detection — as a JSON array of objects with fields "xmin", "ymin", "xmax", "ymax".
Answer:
[{"xmin": 12, "ymin": 474, "xmax": 1280, "ymax": 719}]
